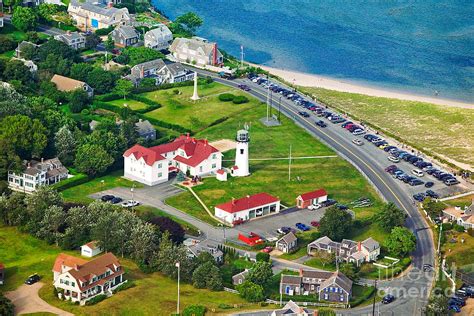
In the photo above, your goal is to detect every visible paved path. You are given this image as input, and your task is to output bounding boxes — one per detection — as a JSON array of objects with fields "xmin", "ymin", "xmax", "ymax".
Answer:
[{"xmin": 5, "ymin": 282, "xmax": 73, "ymax": 316}]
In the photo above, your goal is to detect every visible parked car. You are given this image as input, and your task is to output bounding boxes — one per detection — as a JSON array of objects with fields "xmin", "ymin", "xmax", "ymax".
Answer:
[
  {"xmin": 262, "ymin": 246, "xmax": 273, "ymax": 253},
  {"xmin": 316, "ymin": 120, "xmax": 327, "ymax": 127},
  {"xmin": 352, "ymin": 139, "xmax": 363, "ymax": 146},
  {"xmin": 298, "ymin": 111, "xmax": 310, "ymax": 118},
  {"xmin": 423, "ymin": 264, "xmax": 433, "ymax": 272},
  {"xmin": 110, "ymin": 197, "xmax": 123, "ymax": 204},
  {"xmin": 409, "ymin": 179, "xmax": 424, "ymax": 186},
  {"xmin": 121, "ymin": 200, "xmax": 140, "ymax": 208},
  {"xmin": 412, "ymin": 169, "xmax": 424, "ymax": 177},
  {"xmin": 352, "ymin": 129, "xmax": 366, "ymax": 135},
  {"xmin": 426, "ymin": 190, "xmax": 439, "ymax": 199},
  {"xmin": 296, "ymin": 223, "xmax": 310, "ymax": 231},
  {"xmin": 425, "ymin": 181, "xmax": 434, "ymax": 188},
  {"xmin": 382, "ymin": 294, "xmax": 395, "ymax": 304},
  {"xmin": 277, "ymin": 227, "xmax": 291, "ymax": 234},
  {"xmin": 308, "ymin": 204, "xmax": 322, "ymax": 210},
  {"xmin": 25, "ymin": 274, "xmax": 41, "ymax": 285},
  {"xmin": 388, "ymin": 155, "xmax": 400, "ymax": 163},
  {"xmin": 413, "ymin": 193, "xmax": 426, "ymax": 202},
  {"xmin": 385, "ymin": 165, "xmax": 398, "ymax": 172},
  {"xmin": 445, "ymin": 178, "xmax": 460, "ymax": 186},
  {"xmin": 321, "ymin": 199, "xmax": 337, "ymax": 207},
  {"xmin": 101, "ymin": 194, "xmax": 114, "ymax": 202},
  {"xmin": 310, "ymin": 221, "xmax": 320, "ymax": 227},
  {"xmin": 448, "ymin": 305, "xmax": 461, "ymax": 313}
]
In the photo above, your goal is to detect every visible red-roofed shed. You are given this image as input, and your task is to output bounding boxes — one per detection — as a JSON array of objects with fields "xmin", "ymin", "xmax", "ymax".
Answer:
[{"xmin": 296, "ymin": 189, "xmax": 328, "ymax": 209}]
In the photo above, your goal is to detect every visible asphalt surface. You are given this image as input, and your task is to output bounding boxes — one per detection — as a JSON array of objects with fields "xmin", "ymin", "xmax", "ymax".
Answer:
[{"xmin": 190, "ymin": 68, "xmax": 441, "ymax": 315}]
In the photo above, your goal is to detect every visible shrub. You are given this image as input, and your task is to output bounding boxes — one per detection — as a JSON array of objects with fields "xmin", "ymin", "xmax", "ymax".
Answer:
[
  {"xmin": 256, "ymin": 252, "xmax": 270, "ymax": 262},
  {"xmin": 85, "ymin": 294, "xmax": 107, "ymax": 305},
  {"xmin": 112, "ymin": 281, "xmax": 135, "ymax": 294},
  {"xmin": 442, "ymin": 223, "xmax": 453, "ymax": 231},
  {"xmin": 232, "ymin": 96, "xmax": 249, "ymax": 104},
  {"xmin": 95, "ymin": 26, "xmax": 114, "ymax": 36},
  {"xmin": 51, "ymin": 173, "xmax": 89, "ymax": 191},
  {"xmin": 218, "ymin": 93, "xmax": 235, "ymax": 102},
  {"xmin": 182, "ymin": 305, "xmax": 206, "ymax": 316},
  {"xmin": 95, "ymin": 93, "xmax": 121, "ymax": 102},
  {"xmin": 453, "ymin": 224, "xmax": 465, "ymax": 232},
  {"xmin": 173, "ymin": 89, "xmax": 180, "ymax": 95},
  {"xmin": 81, "ymin": 109, "xmax": 90, "ymax": 115},
  {"xmin": 217, "ymin": 303, "xmax": 232, "ymax": 309}
]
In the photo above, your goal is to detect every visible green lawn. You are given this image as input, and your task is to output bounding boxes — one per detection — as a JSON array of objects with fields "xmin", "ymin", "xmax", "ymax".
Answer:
[
  {"xmin": 166, "ymin": 104, "xmax": 386, "ymax": 242},
  {"xmin": 60, "ymin": 170, "xmax": 142, "ymax": 204},
  {"xmin": 443, "ymin": 194, "xmax": 474, "ymax": 208},
  {"xmin": 134, "ymin": 205, "xmax": 200, "ymax": 236},
  {"xmin": 301, "ymin": 87, "xmax": 474, "ymax": 168},
  {"xmin": 358, "ymin": 257, "xmax": 412, "ymax": 280},
  {"xmin": 107, "ymin": 98, "xmax": 149, "ymax": 111},
  {"xmin": 141, "ymin": 82, "xmax": 260, "ymax": 131},
  {"xmin": 304, "ymin": 257, "xmax": 337, "ymax": 271}
]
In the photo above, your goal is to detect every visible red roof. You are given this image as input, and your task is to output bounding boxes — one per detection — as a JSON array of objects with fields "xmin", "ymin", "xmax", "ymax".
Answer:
[
  {"xmin": 123, "ymin": 135, "xmax": 219, "ymax": 167},
  {"xmin": 298, "ymin": 189, "xmax": 328, "ymax": 201},
  {"xmin": 217, "ymin": 169, "xmax": 225, "ymax": 175},
  {"xmin": 52, "ymin": 253, "xmax": 87, "ymax": 273},
  {"xmin": 216, "ymin": 193, "xmax": 280, "ymax": 214}
]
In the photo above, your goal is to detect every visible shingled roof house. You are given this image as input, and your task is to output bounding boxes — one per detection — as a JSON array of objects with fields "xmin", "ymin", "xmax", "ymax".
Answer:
[
  {"xmin": 8, "ymin": 158, "xmax": 69, "ymax": 193},
  {"xmin": 51, "ymin": 74, "xmax": 94, "ymax": 97},
  {"xmin": 307, "ymin": 236, "xmax": 380, "ymax": 267},
  {"xmin": 123, "ymin": 134, "xmax": 222, "ymax": 186},
  {"xmin": 169, "ymin": 37, "xmax": 223, "ymax": 66},
  {"xmin": 54, "ymin": 31, "xmax": 86, "ymax": 50},
  {"xmin": 144, "ymin": 24, "xmax": 173, "ymax": 50},
  {"xmin": 135, "ymin": 119, "xmax": 156, "ymax": 140},
  {"xmin": 443, "ymin": 202, "xmax": 474, "ymax": 230},
  {"xmin": 53, "ymin": 252, "xmax": 126, "ymax": 304},
  {"xmin": 276, "ymin": 232, "xmax": 297, "ymax": 253},
  {"xmin": 68, "ymin": 1, "xmax": 130, "ymax": 31},
  {"xmin": 127, "ymin": 59, "xmax": 194, "ymax": 86},
  {"xmin": 186, "ymin": 240, "xmax": 223, "ymax": 264},
  {"xmin": 280, "ymin": 269, "xmax": 352, "ymax": 304},
  {"xmin": 109, "ymin": 25, "xmax": 138, "ymax": 48},
  {"xmin": 271, "ymin": 301, "xmax": 311, "ymax": 316}
]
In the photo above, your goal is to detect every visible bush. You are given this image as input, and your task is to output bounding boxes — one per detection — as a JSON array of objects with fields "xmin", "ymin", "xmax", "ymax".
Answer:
[
  {"xmin": 0, "ymin": 36, "xmax": 17, "ymax": 54},
  {"xmin": 51, "ymin": 173, "xmax": 89, "ymax": 191},
  {"xmin": 232, "ymin": 96, "xmax": 249, "ymax": 104},
  {"xmin": 218, "ymin": 93, "xmax": 235, "ymax": 102},
  {"xmin": 95, "ymin": 93, "xmax": 121, "ymax": 102},
  {"xmin": 85, "ymin": 294, "xmax": 107, "ymax": 305},
  {"xmin": 217, "ymin": 303, "xmax": 232, "ymax": 309},
  {"xmin": 81, "ymin": 109, "xmax": 90, "ymax": 115},
  {"xmin": 182, "ymin": 305, "xmax": 206, "ymax": 316},
  {"xmin": 256, "ymin": 252, "xmax": 270, "ymax": 262},
  {"xmin": 442, "ymin": 223, "xmax": 453, "ymax": 231},
  {"xmin": 95, "ymin": 26, "xmax": 114, "ymax": 36},
  {"xmin": 453, "ymin": 224, "xmax": 465, "ymax": 232},
  {"xmin": 173, "ymin": 89, "xmax": 180, "ymax": 95},
  {"xmin": 112, "ymin": 281, "xmax": 134, "ymax": 294},
  {"xmin": 138, "ymin": 114, "xmax": 191, "ymax": 134}
]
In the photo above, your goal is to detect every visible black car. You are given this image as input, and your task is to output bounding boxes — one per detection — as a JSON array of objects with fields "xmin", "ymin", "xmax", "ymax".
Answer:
[
  {"xmin": 384, "ymin": 146, "xmax": 397, "ymax": 152},
  {"xmin": 413, "ymin": 193, "xmax": 426, "ymax": 202},
  {"xmin": 425, "ymin": 181, "xmax": 434, "ymax": 188},
  {"xmin": 101, "ymin": 194, "xmax": 114, "ymax": 202},
  {"xmin": 298, "ymin": 111, "xmax": 310, "ymax": 118},
  {"xmin": 408, "ymin": 156, "xmax": 422, "ymax": 164},
  {"xmin": 382, "ymin": 294, "xmax": 395, "ymax": 304},
  {"xmin": 110, "ymin": 197, "xmax": 123, "ymax": 204},
  {"xmin": 316, "ymin": 120, "xmax": 327, "ymax": 128},
  {"xmin": 426, "ymin": 168, "xmax": 438, "ymax": 175},
  {"xmin": 25, "ymin": 274, "xmax": 41, "ymax": 285},
  {"xmin": 409, "ymin": 179, "xmax": 424, "ymax": 186},
  {"xmin": 321, "ymin": 199, "xmax": 337, "ymax": 207},
  {"xmin": 426, "ymin": 190, "xmax": 439, "ymax": 199},
  {"xmin": 336, "ymin": 204, "xmax": 348, "ymax": 210}
]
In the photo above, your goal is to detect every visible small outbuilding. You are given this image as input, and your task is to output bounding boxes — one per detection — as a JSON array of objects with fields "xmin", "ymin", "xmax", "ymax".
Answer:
[
  {"xmin": 80, "ymin": 241, "xmax": 103, "ymax": 258},
  {"xmin": 216, "ymin": 169, "xmax": 227, "ymax": 181},
  {"xmin": 276, "ymin": 232, "xmax": 297, "ymax": 253},
  {"xmin": 215, "ymin": 193, "xmax": 281, "ymax": 224},
  {"xmin": 232, "ymin": 269, "xmax": 249, "ymax": 286},
  {"xmin": 296, "ymin": 188, "xmax": 328, "ymax": 209}
]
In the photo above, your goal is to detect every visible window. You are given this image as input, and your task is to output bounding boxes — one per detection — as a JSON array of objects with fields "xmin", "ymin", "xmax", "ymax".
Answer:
[
  {"xmin": 71, "ymin": 282, "xmax": 75, "ymax": 287},
  {"xmin": 240, "ymin": 149, "xmax": 244, "ymax": 155},
  {"xmin": 340, "ymin": 295, "xmax": 344, "ymax": 302},
  {"xmin": 158, "ymin": 163, "xmax": 162, "ymax": 168},
  {"xmin": 212, "ymin": 164, "xmax": 216, "ymax": 169},
  {"xmin": 324, "ymin": 293, "xmax": 328, "ymax": 300},
  {"xmin": 212, "ymin": 154, "xmax": 216, "ymax": 159},
  {"xmin": 158, "ymin": 172, "xmax": 162, "ymax": 178}
]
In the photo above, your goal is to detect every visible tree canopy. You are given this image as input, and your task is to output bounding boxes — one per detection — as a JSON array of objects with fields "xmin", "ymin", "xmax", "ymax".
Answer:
[
  {"xmin": 377, "ymin": 202, "xmax": 406, "ymax": 231},
  {"xmin": 319, "ymin": 207, "xmax": 353, "ymax": 241},
  {"xmin": 12, "ymin": 6, "xmax": 39, "ymax": 32},
  {"xmin": 384, "ymin": 227, "xmax": 416, "ymax": 257}
]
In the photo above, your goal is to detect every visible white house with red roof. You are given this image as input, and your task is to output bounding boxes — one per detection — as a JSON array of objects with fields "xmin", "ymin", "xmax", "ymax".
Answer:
[
  {"xmin": 214, "ymin": 193, "xmax": 281, "ymax": 224},
  {"xmin": 81, "ymin": 241, "xmax": 103, "ymax": 258},
  {"xmin": 123, "ymin": 134, "xmax": 222, "ymax": 186},
  {"xmin": 53, "ymin": 252, "xmax": 125, "ymax": 304},
  {"xmin": 296, "ymin": 188, "xmax": 328, "ymax": 209}
]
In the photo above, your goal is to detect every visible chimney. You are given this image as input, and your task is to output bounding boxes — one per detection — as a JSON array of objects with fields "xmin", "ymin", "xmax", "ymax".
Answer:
[
  {"xmin": 186, "ymin": 132, "xmax": 190, "ymax": 140},
  {"xmin": 299, "ymin": 268, "xmax": 303, "ymax": 277},
  {"xmin": 358, "ymin": 241, "xmax": 362, "ymax": 252},
  {"xmin": 66, "ymin": 30, "xmax": 71, "ymax": 36},
  {"xmin": 212, "ymin": 43, "xmax": 218, "ymax": 66},
  {"xmin": 204, "ymin": 139, "xmax": 208, "ymax": 146},
  {"xmin": 140, "ymin": 66, "xmax": 144, "ymax": 78},
  {"xmin": 41, "ymin": 157, "xmax": 44, "ymax": 163},
  {"xmin": 107, "ymin": 1, "xmax": 113, "ymax": 8},
  {"xmin": 232, "ymin": 197, "xmax": 236, "ymax": 205},
  {"xmin": 74, "ymin": 264, "xmax": 79, "ymax": 271},
  {"xmin": 27, "ymin": 162, "xmax": 31, "ymax": 168}
]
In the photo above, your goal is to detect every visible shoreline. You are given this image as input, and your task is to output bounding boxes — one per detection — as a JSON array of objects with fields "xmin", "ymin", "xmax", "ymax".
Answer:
[{"xmin": 254, "ymin": 64, "xmax": 474, "ymax": 109}]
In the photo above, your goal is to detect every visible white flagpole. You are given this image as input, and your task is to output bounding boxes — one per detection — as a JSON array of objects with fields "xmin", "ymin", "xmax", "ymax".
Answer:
[
  {"xmin": 176, "ymin": 262, "xmax": 180, "ymax": 315},
  {"xmin": 240, "ymin": 45, "xmax": 244, "ymax": 68}
]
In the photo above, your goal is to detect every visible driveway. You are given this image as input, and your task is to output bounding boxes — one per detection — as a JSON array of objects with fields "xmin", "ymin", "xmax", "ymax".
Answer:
[{"xmin": 5, "ymin": 282, "xmax": 73, "ymax": 316}]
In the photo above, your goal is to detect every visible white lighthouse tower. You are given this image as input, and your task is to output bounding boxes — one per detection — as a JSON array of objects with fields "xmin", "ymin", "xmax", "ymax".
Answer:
[{"xmin": 232, "ymin": 127, "xmax": 250, "ymax": 177}]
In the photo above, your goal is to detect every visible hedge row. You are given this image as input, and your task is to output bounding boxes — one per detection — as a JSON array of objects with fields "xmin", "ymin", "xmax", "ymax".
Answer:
[
  {"xmin": 85, "ymin": 294, "xmax": 107, "ymax": 306},
  {"xmin": 95, "ymin": 26, "xmax": 114, "ymax": 36},
  {"xmin": 133, "ymin": 80, "xmax": 195, "ymax": 93},
  {"xmin": 95, "ymin": 93, "xmax": 122, "ymax": 102},
  {"xmin": 138, "ymin": 114, "xmax": 192, "ymax": 134},
  {"xmin": 52, "ymin": 173, "xmax": 89, "ymax": 192},
  {"xmin": 208, "ymin": 116, "xmax": 229, "ymax": 128},
  {"xmin": 112, "ymin": 281, "xmax": 135, "ymax": 294}
]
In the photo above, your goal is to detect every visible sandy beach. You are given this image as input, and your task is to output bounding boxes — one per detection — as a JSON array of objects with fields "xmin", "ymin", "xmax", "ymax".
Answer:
[{"xmin": 256, "ymin": 65, "xmax": 474, "ymax": 109}]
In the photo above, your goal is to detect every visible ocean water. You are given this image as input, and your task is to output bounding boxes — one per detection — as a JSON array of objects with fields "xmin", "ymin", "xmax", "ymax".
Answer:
[{"xmin": 153, "ymin": 0, "xmax": 474, "ymax": 103}]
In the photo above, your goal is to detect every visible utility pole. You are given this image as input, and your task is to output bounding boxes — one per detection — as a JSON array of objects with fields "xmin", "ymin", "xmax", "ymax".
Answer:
[
  {"xmin": 437, "ymin": 223, "xmax": 443, "ymax": 254},
  {"xmin": 266, "ymin": 86, "xmax": 270, "ymax": 122},
  {"xmin": 175, "ymin": 262, "xmax": 180, "ymax": 315},
  {"xmin": 288, "ymin": 144, "xmax": 292, "ymax": 181},
  {"xmin": 372, "ymin": 279, "xmax": 377, "ymax": 316},
  {"xmin": 278, "ymin": 96, "xmax": 282, "ymax": 122}
]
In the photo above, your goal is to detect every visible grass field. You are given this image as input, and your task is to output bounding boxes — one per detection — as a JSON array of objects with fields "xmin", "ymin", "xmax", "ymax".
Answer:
[
  {"xmin": 60, "ymin": 170, "xmax": 141, "ymax": 204},
  {"xmin": 442, "ymin": 231, "xmax": 474, "ymax": 268},
  {"xmin": 443, "ymin": 194, "xmax": 474, "ymax": 208},
  {"xmin": 301, "ymin": 87, "xmax": 474, "ymax": 169},
  {"xmin": 166, "ymin": 103, "xmax": 386, "ymax": 242},
  {"xmin": 107, "ymin": 98, "xmax": 149, "ymax": 111},
  {"xmin": 141, "ymin": 82, "xmax": 260, "ymax": 131}
]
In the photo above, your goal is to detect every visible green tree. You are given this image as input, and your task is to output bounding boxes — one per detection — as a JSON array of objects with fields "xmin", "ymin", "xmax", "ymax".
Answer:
[
  {"xmin": 339, "ymin": 262, "xmax": 359, "ymax": 281},
  {"xmin": 54, "ymin": 126, "xmax": 77, "ymax": 165},
  {"xmin": 40, "ymin": 53, "xmax": 73, "ymax": 76},
  {"xmin": 74, "ymin": 144, "xmax": 114, "ymax": 176},
  {"xmin": 37, "ymin": 39, "xmax": 79, "ymax": 62},
  {"xmin": 236, "ymin": 281, "xmax": 265, "ymax": 302},
  {"xmin": 36, "ymin": 205, "xmax": 66, "ymax": 245},
  {"xmin": 84, "ymin": 32, "xmax": 101, "ymax": 49},
  {"xmin": 0, "ymin": 191, "xmax": 27, "ymax": 226},
  {"xmin": 172, "ymin": 12, "xmax": 203, "ymax": 36},
  {"xmin": 384, "ymin": 227, "xmax": 416, "ymax": 257},
  {"xmin": 128, "ymin": 221, "xmax": 158, "ymax": 265},
  {"xmin": 0, "ymin": 115, "xmax": 47, "ymax": 159},
  {"xmin": 0, "ymin": 293, "xmax": 14, "ymax": 316},
  {"xmin": 118, "ymin": 46, "xmax": 165, "ymax": 66},
  {"xmin": 256, "ymin": 252, "xmax": 270, "ymax": 262},
  {"xmin": 319, "ymin": 207, "xmax": 353, "ymax": 241},
  {"xmin": 192, "ymin": 261, "xmax": 223, "ymax": 291},
  {"xmin": 3, "ymin": 59, "xmax": 34, "ymax": 84},
  {"xmin": 114, "ymin": 79, "xmax": 134, "ymax": 99},
  {"xmin": 67, "ymin": 89, "xmax": 90, "ymax": 113},
  {"xmin": 0, "ymin": 36, "xmax": 17, "ymax": 54},
  {"xmin": 423, "ymin": 198, "xmax": 445, "ymax": 219},
  {"xmin": 377, "ymin": 202, "xmax": 406, "ymax": 231},
  {"xmin": 426, "ymin": 294, "xmax": 450, "ymax": 315},
  {"xmin": 105, "ymin": 36, "xmax": 115, "ymax": 52},
  {"xmin": 12, "ymin": 6, "xmax": 38, "ymax": 32},
  {"xmin": 86, "ymin": 68, "xmax": 116, "ymax": 94},
  {"xmin": 25, "ymin": 186, "xmax": 63, "ymax": 235},
  {"xmin": 38, "ymin": 3, "xmax": 61, "ymax": 21},
  {"xmin": 247, "ymin": 261, "xmax": 273, "ymax": 287},
  {"xmin": 182, "ymin": 305, "xmax": 206, "ymax": 316},
  {"xmin": 70, "ymin": 63, "xmax": 94, "ymax": 82},
  {"xmin": 26, "ymin": 31, "xmax": 40, "ymax": 44}
]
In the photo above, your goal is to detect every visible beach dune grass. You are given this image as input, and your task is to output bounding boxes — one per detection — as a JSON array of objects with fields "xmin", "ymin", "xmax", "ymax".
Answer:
[{"xmin": 302, "ymin": 87, "xmax": 474, "ymax": 169}]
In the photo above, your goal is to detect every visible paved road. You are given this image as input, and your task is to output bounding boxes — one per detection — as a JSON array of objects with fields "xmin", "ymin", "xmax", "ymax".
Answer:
[{"xmin": 190, "ymin": 68, "xmax": 441, "ymax": 315}]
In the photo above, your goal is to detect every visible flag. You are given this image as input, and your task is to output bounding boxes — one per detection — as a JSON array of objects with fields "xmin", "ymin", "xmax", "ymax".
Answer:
[{"xmin": 175, "ymin": 262, "xmax": 180, "ymax": 268}]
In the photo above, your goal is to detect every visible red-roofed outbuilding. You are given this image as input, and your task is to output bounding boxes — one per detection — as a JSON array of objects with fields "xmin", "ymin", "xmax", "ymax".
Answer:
[
  {"xmin": 214, "ymin": 193, "xmax": 281, "ymax": 224},
  {"xmin": 296, "ymin": 189, "xmax": 328, "ymax": 209}
]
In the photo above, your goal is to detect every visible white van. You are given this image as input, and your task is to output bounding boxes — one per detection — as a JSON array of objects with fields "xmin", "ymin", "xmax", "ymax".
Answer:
[{"xmin": 412, "ymin": 169, "xmax": 424, "ymax": 177}]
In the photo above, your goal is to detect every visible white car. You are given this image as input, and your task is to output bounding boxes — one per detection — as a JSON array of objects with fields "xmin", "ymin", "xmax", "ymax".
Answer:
[
  {"xmin": 121, "ymin": 200, "xmax": 140, "ymax": 208},
  {"xmin": 388, "ymin": 155, "xmax": 400, "ymax": 163},
  {"xmin": 256, "ymin": 209, "xmax": 263, "ymax": 216},
  {"xmin": 412, "ymin": 169, "xmax": 424, "ymax": 177},
  {"xmin": 352, "ymin": 129, "xmax": 366, "ymax": 136},
  {"xmin": 352, "ymin": 139, "xmax": 364, "ymax": 146},
  {"xmin": 308, "ymin": 204, "xmax": 322, "ymax": 210}
]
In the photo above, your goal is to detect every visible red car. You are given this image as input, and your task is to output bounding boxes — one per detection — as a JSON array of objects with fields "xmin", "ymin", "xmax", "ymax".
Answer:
[
  {"xmin": 310, "ymin": 221, "xmax": 320, "ymax": 227},
  {"xmin": 262, "ymin": 246, "xmax": 273, "ymax": 253}
]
